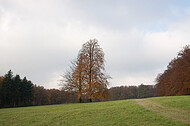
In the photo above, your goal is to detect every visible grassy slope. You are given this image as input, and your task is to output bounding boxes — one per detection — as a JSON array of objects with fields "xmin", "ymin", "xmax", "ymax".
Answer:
[
  {"xmin": 0, "ymin": 96, "xmax": 189, "ymax": 126},
  {"xmin": 150, "ymin": 96, "xmax": 190, "ymax": 110},
  {"xmin": 136, "ymin": 96, "xmax": 190, "ymax": 124}
]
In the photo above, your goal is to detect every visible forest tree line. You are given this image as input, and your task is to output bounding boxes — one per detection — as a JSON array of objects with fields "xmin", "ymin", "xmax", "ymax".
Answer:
[
  {"xmin": 0, "ymin": 70, "xmax": 157, "ymax": 108},
  {"xmin": 0, "ymin": 70, "xmax": 78, "ymax": 108},
  {"xmin": 109, "ymin": 84, "xmax": 157, "ymax": 101},
  {"xmin": 156, "ymin": 45, "xmax": 190, "ymax": 96},
  {"xmin": 0, "ymin": 70, "xmax": 33, "ymax": 107}
]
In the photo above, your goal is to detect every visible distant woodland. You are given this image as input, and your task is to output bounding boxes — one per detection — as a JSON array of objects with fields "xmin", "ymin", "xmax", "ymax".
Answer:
[
  {"xmin": 0, "ymin": 40, "xmax": 189, "ymax": 108},
  {"xmin": 0, "ymin": 71, "xmax": 157, "ymax": 108}
]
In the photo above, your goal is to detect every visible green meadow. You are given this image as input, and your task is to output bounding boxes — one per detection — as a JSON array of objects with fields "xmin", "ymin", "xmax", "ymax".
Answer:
[{"xmin": 0, "ymin": 96, "xmax": 189, "ymax": 126}]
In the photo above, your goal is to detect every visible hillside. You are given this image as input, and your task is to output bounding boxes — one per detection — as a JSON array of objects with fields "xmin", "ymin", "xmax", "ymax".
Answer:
[{"xmin": 0, "ymin": 96, "xmax": 189, "ymax": 126}]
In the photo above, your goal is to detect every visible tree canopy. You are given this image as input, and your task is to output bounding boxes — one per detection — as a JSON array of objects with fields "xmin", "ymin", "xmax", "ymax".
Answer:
[
  {"xmin": 156, "ymin": 45, "xmax": 190, "ymax": 96},
  {"xmin": 62, "ymin": 39, "xmax": 110, "ymax": 102}
]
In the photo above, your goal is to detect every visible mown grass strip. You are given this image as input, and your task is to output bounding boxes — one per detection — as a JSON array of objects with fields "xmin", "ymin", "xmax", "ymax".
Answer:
[{"xmin": 136, "ymin": 98, "xmax": 190, "ymax": 124}]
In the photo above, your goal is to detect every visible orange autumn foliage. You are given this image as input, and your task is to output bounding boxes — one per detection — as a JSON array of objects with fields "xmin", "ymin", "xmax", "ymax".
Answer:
[{"xmin": 156, "ymin": 45, "xmax": 190, "ymax": 96}]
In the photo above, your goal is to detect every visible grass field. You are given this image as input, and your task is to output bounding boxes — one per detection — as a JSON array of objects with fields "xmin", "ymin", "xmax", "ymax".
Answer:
[{"xmin": 0, "ymin": 96, "xmax": 189, "ymax": 126}]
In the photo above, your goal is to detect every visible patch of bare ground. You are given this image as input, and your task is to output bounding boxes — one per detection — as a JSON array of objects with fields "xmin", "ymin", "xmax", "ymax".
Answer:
[{"xmin": 136, "ymin": 99, "xmax": 190, "ymax": 124}]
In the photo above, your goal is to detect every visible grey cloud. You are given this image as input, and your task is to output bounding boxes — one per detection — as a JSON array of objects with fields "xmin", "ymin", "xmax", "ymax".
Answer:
[{"xmin": 0, "ymin": 0, "xmax": 190, "ymax": 88}]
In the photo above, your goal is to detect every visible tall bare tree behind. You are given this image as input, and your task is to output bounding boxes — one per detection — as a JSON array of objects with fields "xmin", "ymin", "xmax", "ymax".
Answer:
[
  {"xmin": 61, "ymin": 57, "xmax": 85, "ymax": 103},
  {"xmin": 61, "ymin": 39, "xmax": 110, "ymax": 102}
]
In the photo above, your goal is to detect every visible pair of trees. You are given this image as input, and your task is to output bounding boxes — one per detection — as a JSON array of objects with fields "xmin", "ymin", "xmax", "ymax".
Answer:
[
  {"xmin": 62, "ymin": 39, "xmax": 110, "ymax": 102},
  {"xmin": 0, "ymin": 70, "xmax": 33, "ymax": 107},
  {"xmin": 156, "ymin": 45, "xmax": 190, "ymax": 96}
]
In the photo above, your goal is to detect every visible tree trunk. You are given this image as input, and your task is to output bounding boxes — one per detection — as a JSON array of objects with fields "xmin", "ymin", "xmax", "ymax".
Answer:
[{"xmin": 78, "ymin": 96, "xmax": 82, "ymax": 103}]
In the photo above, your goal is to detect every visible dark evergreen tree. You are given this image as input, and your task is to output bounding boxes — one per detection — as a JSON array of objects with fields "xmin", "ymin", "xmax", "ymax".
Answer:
[
  {"xmin": 20, "ymin": 77, "xmax": 33, "ymax": 106},
  {"xmin": 1, "ymin": 70, "xmax": 13, "ymax": 107},
  {"xmin": 12, "ymin": 75, "xmax": 21, "ymax": 106},
  {"xmin": 0, "ymin": 76, "xmax": 3, "ymax": 106}
]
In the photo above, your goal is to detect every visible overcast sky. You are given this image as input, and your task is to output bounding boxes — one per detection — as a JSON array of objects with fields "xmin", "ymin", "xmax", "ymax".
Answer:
[{"xmin": 0, "ymin": 0, "xmax": 190, "ymax": 89}]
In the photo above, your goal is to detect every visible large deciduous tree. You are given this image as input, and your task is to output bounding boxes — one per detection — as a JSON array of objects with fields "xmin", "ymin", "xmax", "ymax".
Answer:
[{"xmin": 62, "ymin": 39, "xmax": 110, "ymax": 102}]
